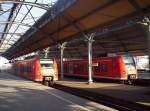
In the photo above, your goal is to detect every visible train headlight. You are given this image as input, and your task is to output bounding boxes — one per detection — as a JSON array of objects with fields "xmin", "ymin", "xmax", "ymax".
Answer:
[{"xmin": 130, "ymin": 74, "xmax": 136, "ymax": 79}]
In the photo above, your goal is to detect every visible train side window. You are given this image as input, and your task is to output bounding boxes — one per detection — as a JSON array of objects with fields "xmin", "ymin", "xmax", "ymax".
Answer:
[
  {"xmin": 20, "ymin": 66, "xmax": 22, "ymax": 72},
  {"xmin": 74, "ymin": 64, "xmax": 78, "ymax": 69},
  {"xmin": 94, "ymin": 65, "xmax": 100, "ymax": 72},
  {"xmin": 29, "ymin": 65, "xmax": 31, "ymax": 72},
  {"xmin": 32, "ymin": 65, "xmax": 35, "ymax": 72},
  {"xmin": 29, "ymin": 64, "xmax": 31, "ymax": 72},
  {"xmin": 94, "ymin": 63, "xmax": 108, "ymax": 72},
  {"xmin": 25, "ymin": 66, "xmax": 27, "ymax": 72},
  {"xmin": 24, "ymin": 65, "xmax": 26, "ymax": 72},
  {"xmin": 64, "ymin": 64, "xmax": 68, "ymax": 72},
  {"xmin": 78, "ymin": 64, "xmax": 84, "ymax": 72},
  {"xmin": 69, "ymin": 63, "xmax": 73, "ymax": 71},
  {"xmin": 27, "ymin": 66, "xmax": 30, "ymax": 72},
  {"xmin": 74, "ymin": 64, "xmax": 80, "ymax": 71},
  {"xmin": 100, "ymin": 64, "xmax": 108, "ymax": 72}
]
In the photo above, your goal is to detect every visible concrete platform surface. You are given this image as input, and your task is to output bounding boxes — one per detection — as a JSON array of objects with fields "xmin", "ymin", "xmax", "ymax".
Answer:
[
  {"xmin": 0, "ymin": 72, "xmax": 117, "ymax": 111},
  {"xmin": 56, "ymin": 78, "xmax": 150, "ymax": 107}
]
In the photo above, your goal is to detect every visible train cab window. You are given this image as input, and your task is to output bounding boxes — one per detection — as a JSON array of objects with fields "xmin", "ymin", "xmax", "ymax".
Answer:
[
  {"xmin": 41, "ymin": 64, "xmax": 53, "ymax": 69},
  {"xmin": 122, "ymin": 56, "xmax": 136, "ymax": 70}
]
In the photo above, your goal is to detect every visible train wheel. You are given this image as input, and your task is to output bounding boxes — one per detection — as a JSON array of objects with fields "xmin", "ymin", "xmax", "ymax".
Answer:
[
  {"xmin": 49, "ymin": 77, "xmax": 54, "ymax": 86},
  {"xmin": 120, "ymin": 80, "xmax": 125, "ymax": 84},
  {"xmin": 49, "ymin": 81, "xmax": 54, "ymax": 86},
  {"xmin": 43, "ymin": 80, "xmax": 49, "ymax": 86},
  {"xmin": 127, "ymin": 79, "xmax": 133, "ymax": 85}
]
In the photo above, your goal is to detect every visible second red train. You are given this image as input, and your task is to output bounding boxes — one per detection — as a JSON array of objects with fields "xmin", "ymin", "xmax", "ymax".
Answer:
[{"xmin": 63, "ymin": 55, "xmax": 137, "ymax": 84}]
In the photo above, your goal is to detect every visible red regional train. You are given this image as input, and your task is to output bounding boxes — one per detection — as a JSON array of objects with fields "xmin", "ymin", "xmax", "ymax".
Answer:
[
  {"xmin": 63, "ymin": 55, "xmax": 137, "ymax": 84},
  {"xmin": 10, "ymin": 56, "xmax": 58, "ymax": 86}
]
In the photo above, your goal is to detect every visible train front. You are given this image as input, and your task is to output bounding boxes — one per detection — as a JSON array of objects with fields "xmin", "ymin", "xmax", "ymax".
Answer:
[
  {"xmin": 122, "ymin": 55, "xmax": 137, "ymax": 83},
  {"xmin": 40, "ymin": 59, "xmax": 58, "ymax": 86}
]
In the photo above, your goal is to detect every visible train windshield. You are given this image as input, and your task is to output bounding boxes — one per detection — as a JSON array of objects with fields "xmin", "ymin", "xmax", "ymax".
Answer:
[
  {"xmin": 41, "ymin": 64, "xmax": 53, "ymax": 69},
  {"xmin": 122, "ymin": 56, "xmax": 136, "ymax": 70},
  {"xmin": 40, "ymin": 60, "xmax": 54, "ymax": 69}
]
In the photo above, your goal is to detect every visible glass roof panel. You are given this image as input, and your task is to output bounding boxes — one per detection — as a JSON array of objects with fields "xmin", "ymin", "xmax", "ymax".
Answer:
[
  {"xmin": 0, "ymin": 4, "xmax": 13, "ymax": 34},
  {"xmin": 0, "ymin": 0, "xmax": 58, "ymax": 54}
]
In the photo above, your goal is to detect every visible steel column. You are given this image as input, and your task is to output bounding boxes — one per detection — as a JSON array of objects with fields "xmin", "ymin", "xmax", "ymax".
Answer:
[
  {"xmin": 44, "ymin": 47, "xmax": 50, "ymax": 59},
  {"xmin": 147, "ymin": 24, "xmax": 150, "ymax": 86},
  {"xmin": 86, "ymin": 33, "xmax": 95, "ymax": 84},
  {"xmin": 143, "ymin": 17, "xmax": 150, "ymax": 86},
  {"xmin": 59, "ymin": 42, "xmax": 67, "ymax": 79},
  {"xmin": 60, "ymin": 47, "xmax": 64, "ymax": 79}
]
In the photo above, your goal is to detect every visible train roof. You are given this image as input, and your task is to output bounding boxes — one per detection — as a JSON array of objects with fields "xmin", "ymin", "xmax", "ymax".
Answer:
[{"xmin": 64, "ymin": 55, "xmax": 123, "ymax": 62}]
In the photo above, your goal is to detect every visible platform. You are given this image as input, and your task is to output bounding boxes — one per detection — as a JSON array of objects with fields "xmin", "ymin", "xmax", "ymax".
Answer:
[
  {"xmin": 55, "ymin": 77, "xmax": 150, "ymax": 107},
  {"xmin": 0, "ymin": 72, "xmax": 117, "ymax": 111}
]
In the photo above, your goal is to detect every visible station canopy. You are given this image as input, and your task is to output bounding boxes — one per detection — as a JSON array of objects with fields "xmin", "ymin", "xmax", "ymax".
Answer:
[{"xmin": 0, "ymin": 0, "xmax": 150, "ymax": 59}]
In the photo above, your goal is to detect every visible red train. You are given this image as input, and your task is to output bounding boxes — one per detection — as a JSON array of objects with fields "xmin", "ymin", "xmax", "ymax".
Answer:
[
  {"xmin": 10, "ymin": 56, "xmax": 58, "ymax": 86},
  {"xmin": 63, "ymin": 55, "xmax": 137, "ymax": 84}
]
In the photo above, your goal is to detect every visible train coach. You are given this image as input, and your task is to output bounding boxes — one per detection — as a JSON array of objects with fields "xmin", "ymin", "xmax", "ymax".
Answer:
[
  {"xmin": 63, "ymin": 55, "xmax": 137, "ymax": 84},
  {"xmin": 10, "ymin": 56, "xmax": 58, "ymax": 86}
]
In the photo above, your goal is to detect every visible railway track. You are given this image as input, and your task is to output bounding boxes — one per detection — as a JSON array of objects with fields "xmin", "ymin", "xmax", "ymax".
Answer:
[
  {"xmin": 64, "ymin": 75, "xmax": 150, "ymax": 87},
  {"xmin": 52, "ymin": 84, "xmax": 150, "ymax": 111}
]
